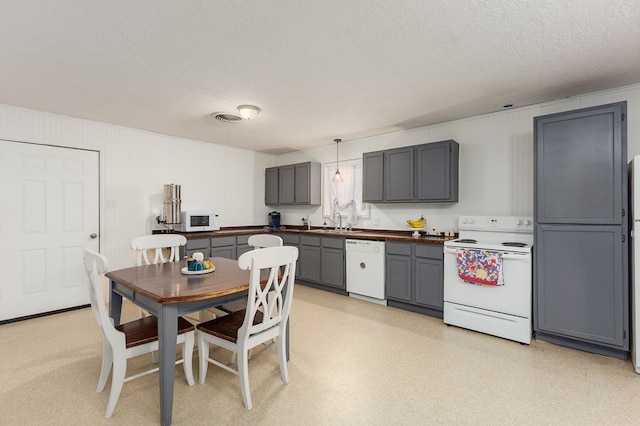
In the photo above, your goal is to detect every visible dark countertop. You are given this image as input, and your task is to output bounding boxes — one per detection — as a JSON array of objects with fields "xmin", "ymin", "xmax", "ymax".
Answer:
[{"xmin": 172, "ymin": 226, "xmax": 455, "ymax": 245}]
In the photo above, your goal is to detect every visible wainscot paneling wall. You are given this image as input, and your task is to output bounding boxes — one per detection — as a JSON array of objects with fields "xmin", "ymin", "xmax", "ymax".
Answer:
[
  {"xmin": 0, "ymin": 104, "xmax": 275, "ymax": 270},
  {"xmin": 1, "ymin": 84, "xmax": 638, "ymax": 268},
  {"xmin": 275, "ymin": 83, "xmax": 640, "ymax": 234}
]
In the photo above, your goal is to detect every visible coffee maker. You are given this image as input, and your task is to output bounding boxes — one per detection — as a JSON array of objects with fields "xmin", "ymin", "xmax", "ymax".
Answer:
[{"xmin": 268, "ymin": 211, "xmax": 281, "ymax": 229}]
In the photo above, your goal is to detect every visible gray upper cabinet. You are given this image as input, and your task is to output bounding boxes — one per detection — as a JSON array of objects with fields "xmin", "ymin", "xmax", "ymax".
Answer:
[
  {"xmin": 416, "ymin": 140, "xmax": 459, "ymax": 202},
  {"xmin": 384, "ymin": 147, "xmax": 414, "ymax": 201},
  {"xmin": 265, "ymin": 161, "xmax": 320, "ymax": 205},
  {"xmin": 363, "ymin": 140, "xmax": 459, "ymax": 203},
  {"xmin": 264, "ymin": 167, "xmax": 279, "ymax": 205},
  {"xmin": 362, "ymin": 152, "xmax": 384, "ymax": 202},
  {"xmin": 535, "ymin": 107, "xmax": 623, "ymax": 225},
  {"xmin": 278, "ymin": 165, "xmax": 296, "ymax": 204}
]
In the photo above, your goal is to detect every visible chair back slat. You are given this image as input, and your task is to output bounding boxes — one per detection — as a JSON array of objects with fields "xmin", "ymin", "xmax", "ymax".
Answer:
[
  {"xmin": 131, "ymin": 234, "xmax": 187, "ymax": 266},
  {"xmin": 247, "ymin": 234, "xmax": 283, "ymax": 249}
]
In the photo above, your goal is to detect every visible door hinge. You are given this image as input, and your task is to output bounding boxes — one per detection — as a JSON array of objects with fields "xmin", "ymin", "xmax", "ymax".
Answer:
[
  {"xmin": 623, "ymin": 330, "xmax": 627, "ymax": 339},
  {"xmin": 622, "ymin": 234, "xmax": 626, "ymax": 243},
  {"xmin": 621, "ymin": 112, "xmax": 625, "ymax": 122},
  {"xmin": 622, "ymin": 208, "xmax": 626, "ymax": 217}
]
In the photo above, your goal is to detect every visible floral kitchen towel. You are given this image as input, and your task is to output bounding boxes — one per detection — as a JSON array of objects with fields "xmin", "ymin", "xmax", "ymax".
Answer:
[{"xmin": 456, "ymin": 249, "xmax": 504, "ymax": 286}]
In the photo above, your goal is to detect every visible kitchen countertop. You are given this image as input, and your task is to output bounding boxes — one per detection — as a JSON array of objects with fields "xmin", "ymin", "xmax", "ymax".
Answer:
[{"xmin": 172, "ymin": 226, "xmax": 455, "ymax": 245}]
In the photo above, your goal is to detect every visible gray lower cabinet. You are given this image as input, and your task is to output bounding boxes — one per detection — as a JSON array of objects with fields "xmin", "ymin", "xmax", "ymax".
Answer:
[
  {"xmin": 386, "ymin": 241, "xmax": 443, "ymax": 318},
  {"xmin": 320, "ymin": 237, "xmax": 345, "ymax": 289},
  {"xmin": 299, "ymin": 235, "xmax": 321, "ymax": 282},
  {"xmin": 386, "ymin": 242, "xmax": 412, "ymax": 301},
  {"xmin": 535, "ymin": 225, "xmax": 625, "ymax": 348},
  {"xmin": 278, "ymin": 233, "xmax": 300, "ymax": 277},
  {"xmin": 265, "ymin": 161, "xmax": 321, "ymax": 206},
  {"xmin": 363, "ymin": 140, "xmax": 459, "ymax": 203},
  {"xmin": 185, "ymin": 237, "xmax": 210, "ymax": 258},
  {"xmin": 297, "ymin": 234, "xmax": 345, "ymax": 291},
  {"xmin": 211, "ymin": 236, "xmax": 237, "ymax": 259},
  {"xmin": 413, "ymin": 245, "xmax": 444, "ymax": 310},
  {"xmin": 236, "ymin": 235, "xmax": 253, "ymax": 258}
]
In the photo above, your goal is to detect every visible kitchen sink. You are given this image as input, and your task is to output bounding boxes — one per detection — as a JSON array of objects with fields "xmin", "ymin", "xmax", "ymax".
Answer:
[{"xmin": 317, "ymin": 229, "xmax": 363, "ymax": 234}]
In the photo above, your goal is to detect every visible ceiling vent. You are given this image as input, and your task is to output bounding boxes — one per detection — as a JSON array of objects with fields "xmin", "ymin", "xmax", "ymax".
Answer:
[{"xmin": 211, "ymin": 112, "xmax": 243, "ymax": 123}]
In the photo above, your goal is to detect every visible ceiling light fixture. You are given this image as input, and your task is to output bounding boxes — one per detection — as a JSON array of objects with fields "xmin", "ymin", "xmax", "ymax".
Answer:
[
  {"xmin": 211, "ymin": 112, "xmax": 243, "ymax": 123},
  {"xmin": 237, "ymin": 105, "xmax": 261, "ymax": 120},
  {"xmin": 333, "ymin": 138, "xmax": 343, "ymax": 183}
]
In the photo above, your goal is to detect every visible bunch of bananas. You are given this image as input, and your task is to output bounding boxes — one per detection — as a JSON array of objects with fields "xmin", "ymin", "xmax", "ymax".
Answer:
[
  {"xmin": 406, "ymin": 215, "xmax": 425, "ymax": 229},
  {"xmin": 203, "ymin": 260, "xmax": 215, "ymax": 270}
]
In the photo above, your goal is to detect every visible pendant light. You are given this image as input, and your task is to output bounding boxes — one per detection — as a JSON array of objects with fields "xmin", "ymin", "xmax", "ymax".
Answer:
[{"xmin": 333, "ymin": 138, "xmax": 343, "ymax": 182}]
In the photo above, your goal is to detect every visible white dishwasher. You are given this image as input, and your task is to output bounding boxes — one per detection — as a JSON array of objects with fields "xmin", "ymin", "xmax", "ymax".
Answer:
[{"xmin": 345, "ymin": 239, "xmax": 386, "ymax": 305}]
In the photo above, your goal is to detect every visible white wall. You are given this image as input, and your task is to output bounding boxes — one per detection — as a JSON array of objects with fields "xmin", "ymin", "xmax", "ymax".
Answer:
[
  {"xmin": 1, "ymin": 83, "xmax": 638, "ymax": 267},
  {"xmin": 0, "ymin": 104, "xmax": 275, "ymax": 269},
  {"xmin": 275, "ymin": 83, "xmax": 640, "ymax": 233}
]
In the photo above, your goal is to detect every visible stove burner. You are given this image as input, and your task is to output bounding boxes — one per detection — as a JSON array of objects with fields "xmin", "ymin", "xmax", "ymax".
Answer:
[
  {"xmin": 502, "ymin": 242, "xmax": 527, "ymax": 248},
  {"xmin": 457, "ymin": 239, "xmax": 477, "ymax": 243}
]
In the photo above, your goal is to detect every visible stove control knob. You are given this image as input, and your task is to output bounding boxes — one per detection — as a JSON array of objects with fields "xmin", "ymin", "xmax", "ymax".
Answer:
[
  {"xmin": 461, "ymin": 218, "xmax": 468, "ymax": 224},
  {"xmin": 467, "ymin": 218, "xmax": 474, "ymax": 224},
  {"xmin": 516, "ymin": 219, "xmax": 523, "ymax": 225},
  {"xmin": 524, "ymin": 219, "xmax": 532, "ymax": 226}
]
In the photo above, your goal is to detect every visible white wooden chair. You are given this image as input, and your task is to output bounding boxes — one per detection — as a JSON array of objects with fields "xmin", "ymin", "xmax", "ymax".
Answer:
[
  {"xmin": 82, "ymin": 248, "xmax": 195, "ymax": 419},
  {"xmin": 196, "ymin": 245, "xmax": 298, "ymax": 410},
  {"xmin": 247, "ymin": 234, "xmax": 283, "ymax": 249},
  {"xmin": 131, "ymin": 234, "xmax": 187, "ymax": 319},
  {"xmin": 219, "ymin": 234, "xmax": 284, "ymax": 315},
  {"xmin": 130, "ymin": 234, "xmax": 186, "ymax": 266}
]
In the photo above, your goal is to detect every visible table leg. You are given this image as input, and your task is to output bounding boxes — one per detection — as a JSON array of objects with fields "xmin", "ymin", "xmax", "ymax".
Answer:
[
  {"xmin": 109, "ymin": 280, "xmax": 123, "ymax": 326},
  {"xmin": 158, "ymin": 303, "xmax": 178, "ymax": 426}
]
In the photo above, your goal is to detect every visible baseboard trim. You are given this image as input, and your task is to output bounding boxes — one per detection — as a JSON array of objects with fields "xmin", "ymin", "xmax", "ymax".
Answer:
[{"xmin": 0, "ymin": 304, "xmax": 90, "ymax": 326}]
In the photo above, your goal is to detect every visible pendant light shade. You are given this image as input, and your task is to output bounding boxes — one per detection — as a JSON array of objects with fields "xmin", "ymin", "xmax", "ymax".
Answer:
[{"xmin": 333, "ymin": 138, "xmax": 343, "ymax": 182}]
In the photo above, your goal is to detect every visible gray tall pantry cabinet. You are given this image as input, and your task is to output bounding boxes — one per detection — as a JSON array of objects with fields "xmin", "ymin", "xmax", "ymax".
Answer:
[{"xmin": 533, "ymin": 101, "xmax": 628, "ymax": 359}]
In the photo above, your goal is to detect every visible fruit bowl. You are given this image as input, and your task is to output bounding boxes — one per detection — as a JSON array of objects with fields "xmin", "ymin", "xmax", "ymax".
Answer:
[{"xmin": 406, "ymin": 215, "xmax": 425, "ymax": 229}]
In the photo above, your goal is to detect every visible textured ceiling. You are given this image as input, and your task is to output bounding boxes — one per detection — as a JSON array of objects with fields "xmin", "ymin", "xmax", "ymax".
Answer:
[{"xmin": 1, "ymin": 1, "xmax": 639, "ymax": 154}]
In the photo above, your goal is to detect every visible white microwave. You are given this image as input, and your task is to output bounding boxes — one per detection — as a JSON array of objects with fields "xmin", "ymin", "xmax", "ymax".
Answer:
[{"xmin": 179, "ymin": 211, "xmax": 220, "ymax": 232}]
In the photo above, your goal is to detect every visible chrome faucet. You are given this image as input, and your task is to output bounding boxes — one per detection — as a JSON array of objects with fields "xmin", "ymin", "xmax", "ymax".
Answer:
[{"xmin": 333, "ymin": 212, "xmax": 342, "ymax": 231}]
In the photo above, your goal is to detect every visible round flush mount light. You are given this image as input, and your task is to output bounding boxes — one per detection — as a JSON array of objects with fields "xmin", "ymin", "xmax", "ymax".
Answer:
[
  {"xmin": 211, "ymin": 105, "xmax": 261, "ymax": 123},
  {"xmin": 237, "ymin": 105, "xmax": 261, "ymax": 120}
]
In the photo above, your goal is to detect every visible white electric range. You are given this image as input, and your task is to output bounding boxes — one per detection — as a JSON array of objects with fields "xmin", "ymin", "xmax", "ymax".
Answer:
[{"xmin": 443, "ymin": 216, "xmax": 533, "ymax": 344}]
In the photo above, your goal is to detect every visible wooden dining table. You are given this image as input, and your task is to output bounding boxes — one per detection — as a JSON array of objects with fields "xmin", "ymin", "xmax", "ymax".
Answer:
[{"xmin": 105, "ymin": 256, "xmax": 286, "ymax": 426}]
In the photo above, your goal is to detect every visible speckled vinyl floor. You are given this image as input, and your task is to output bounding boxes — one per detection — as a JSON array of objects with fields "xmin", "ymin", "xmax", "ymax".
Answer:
[{"xmin": 2, "ymin": 283, "xmax": 639, "ymax": 425}]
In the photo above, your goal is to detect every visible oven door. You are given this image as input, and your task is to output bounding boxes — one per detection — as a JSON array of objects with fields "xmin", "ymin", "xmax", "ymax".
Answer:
[{"xmin": 443, "ymin": 246, "xmax": 532, "ymax": 318}]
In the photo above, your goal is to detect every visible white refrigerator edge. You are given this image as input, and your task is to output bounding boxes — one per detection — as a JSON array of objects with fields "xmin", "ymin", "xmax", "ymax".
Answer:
[{"xmin": 630, "ymin": 155, "xmax": 640, "ymax": 373}]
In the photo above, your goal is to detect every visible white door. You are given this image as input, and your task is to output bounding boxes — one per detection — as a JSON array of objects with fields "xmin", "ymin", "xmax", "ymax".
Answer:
[{"xmin": 0, "ymin": 140, "xmax": 99, "ymax": 321}]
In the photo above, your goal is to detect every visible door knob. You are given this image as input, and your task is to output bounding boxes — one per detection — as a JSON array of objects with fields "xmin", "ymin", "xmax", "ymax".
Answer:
[{"xmin": 90, "ymin": 233, "xmax": 98, "ymax": 239}]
